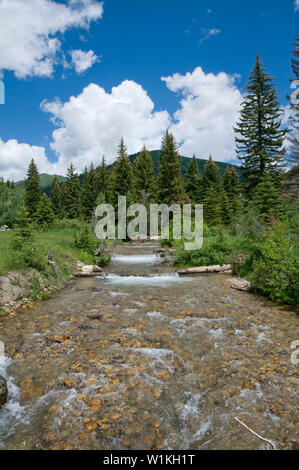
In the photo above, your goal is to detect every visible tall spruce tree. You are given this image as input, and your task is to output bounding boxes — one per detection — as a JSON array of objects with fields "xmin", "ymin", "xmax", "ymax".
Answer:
[
  {"xmin": 96, "ymin": 156, "xmax": 112, "ymax": 202},
  {"xmin": 185, "ymin": 155, "xmax": 202, "ymax": 202},
  {"xmin": 25, "ymin": 159, "xmax": 40, "ymax": 217},
  {"xmin": 112, "ymin": 138, "xmax": 136, "ymax": 205},
  {"xmin": 250, "ymin": 173, "xmax": 284, "ymax": 219},
  {"xmin": 62, "ymin": 163, "xmax": 81, "ymax": 219},
  {"xmin": 133, "ymin": 145, "xmax": 156, "ymax": 202},
  {"xmin": 157, "ymin": 130, "xmax": 186, "ymax": 204},
  {"xmin": 81, "ymin": 164, "xmax": 97, "ymax": 220},
  {"xmin": 234, "ymin": 55, "xmax": 287, "ymax": 195},
  {"xmin": 35, "ymin": 193, "xmax": 55, "ymax": 230},
  {"xmin": 287, "ymin": 35, "xmax": 299, "ymax": 166},
  {"xmin": 51, "ymin": 175, "xmax": 62, "ymax": 217},
  {"xmin": 223, "ymin": 166, "xmax": 241, "ymax": 215}
]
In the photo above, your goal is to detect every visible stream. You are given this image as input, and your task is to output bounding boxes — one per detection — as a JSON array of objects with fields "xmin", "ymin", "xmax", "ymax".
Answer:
[{"xmin": 0, "ymin": 241, "xmax": 298, "ymax": 450}]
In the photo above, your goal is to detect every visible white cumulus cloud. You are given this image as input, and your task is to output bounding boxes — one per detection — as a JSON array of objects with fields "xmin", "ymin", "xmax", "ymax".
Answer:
[
  {"xmin": 70, "ymin": 49, "xmax": 99, "ymax": 73},
  {"xmin": 41, "ymin": 80, "xmax": 171, "ymax": 174},
  {"xmin": 0, "ymin": 0, "xmax": 103, "ymax": 78},
  {"xmin": 162, "ymin": 67, "xmax": 243, "ymax": 162},
  {"xmin": 0, "ymin": 139, "xmax": 56, "ymax": 181},
  {"xmin": 295, "ymin": 0, "xmax": 299, "ymax": 12}
]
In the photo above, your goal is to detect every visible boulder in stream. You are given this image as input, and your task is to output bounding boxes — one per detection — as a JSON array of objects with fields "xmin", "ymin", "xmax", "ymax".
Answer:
[
  {"xmin": 228, "ymin": 278, "xmax": 251, "ymax": 291},
  {"xmin": 0, "ymin": 375, "xmax": 8, "ymax": 408}
]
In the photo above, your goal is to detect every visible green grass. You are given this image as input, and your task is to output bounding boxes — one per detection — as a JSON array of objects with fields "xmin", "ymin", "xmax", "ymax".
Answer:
[{"xmin": 0, "ymin": 228, "xmax": 88, "ymax": 276}]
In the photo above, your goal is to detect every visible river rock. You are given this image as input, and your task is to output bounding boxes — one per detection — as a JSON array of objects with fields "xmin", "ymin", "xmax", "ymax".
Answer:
[
  {"xmin": 228, "ymin": 278, "xmax": 251, "ymax": 291},
  {"xmin": 81, "ymin": 265, "xmax": 94, "ymax": 273},
  {"xmin": 0, "ymin": 375, "xmax": 8, "ymax": 408},
  {"xmin": 93, "ymin": 265, "xmax": 103, "ymax": 273}
]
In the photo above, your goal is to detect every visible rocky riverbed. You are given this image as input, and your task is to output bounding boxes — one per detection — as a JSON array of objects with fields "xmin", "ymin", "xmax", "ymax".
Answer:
[{"xmin": 0, "ymin": 242, "xmax": 298, "ymax": 450}]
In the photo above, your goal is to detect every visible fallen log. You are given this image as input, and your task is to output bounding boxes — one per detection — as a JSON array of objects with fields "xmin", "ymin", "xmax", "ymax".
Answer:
[{"xmin": 177, "ymin": 264, "xmax": 232, "ymax": 275}]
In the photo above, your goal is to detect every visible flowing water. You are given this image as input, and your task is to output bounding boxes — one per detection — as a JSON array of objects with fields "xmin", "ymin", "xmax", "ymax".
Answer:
[{"xmin": 0, "ymin": 242, "xmax": 298, "ymax": 450}]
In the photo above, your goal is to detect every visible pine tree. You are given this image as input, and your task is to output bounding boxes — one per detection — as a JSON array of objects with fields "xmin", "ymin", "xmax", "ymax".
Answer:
[
  {"xmin": 202, "ymin": 155, "xmax": 222, "ymax": 193},
  {"xmin": 287, "ymin": 35, "xmax": 299, "ymax": 166},
  {"xmin": 81, "ymin": 164, "xmax": 97, "ymax": 220},
  {"xmin": 185, "ymin": 155, "xmax": 202, "ymax": 202},
  {"xmin": 62, "ymin": 163, "xmax": 81, "ymax": 219},
  {"xmin": 203, "ymin": 184, "xmax": 222, "ymax": 226},
  {"xmin": 51, "ymin": 175, "xmax": 62, "ymax": 217},
  {"xmin": 223, "ymin": 166, "xmax": 241, "ymax": 215},
  {"xmin": 234, "ymin": 55, "xmax": 287, "ymax": 195},
  {"xmin": 112, "ymin": 138, "xmax": 136, "ymax": 205},
  {"xmin": 35, "ymin": 193, "xmax": 55, "ymax": 230},
  {"xmin": 25, "ymin": 159, "xmax": 40, "ymax": 217},
  {"xmin": 11, "ymin": 202, "xmax": 34, "ymax": 249},
  {"xmin": 251, "ymin": 173, "xmax": 284, "ymax": 219},
  {"xmin": 157, "ymin": 130, "xmax": 187, "ymax": 204},
  {"xmin": 96, "ymin": 156, "xmax": 112, "ymax": 202},
  {"xmin": 134, "ymin": 145, "xmax": 156, "ymax": 202}
]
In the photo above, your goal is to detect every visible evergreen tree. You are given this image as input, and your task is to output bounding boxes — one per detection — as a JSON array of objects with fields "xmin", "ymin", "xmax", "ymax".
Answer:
[
  {"xmin": 134, "ymin": 145, "xmax": 156, "ymax": 201},
  {"xmin": 157, "ymin": 130, "xmax": 187, "ymax": 204},
  {"xmin": 185, "ymin": 155, "xmax": 202, "ymax": 202},
  {"xmin": 35, "ymin": 193, "xmax": 55, "ymax": 230},
  {"xmin": 202, "ymin": 155, "xmax": 222, "ymax": 193},
  {"xmin": 25, "ymin": 159, "xmax": 40, "ymax": 217},
  {"xmin": 62, "ymin": 163, "xmax": 81, "ymax": 219},
  {"xmin": 51, "ymin": 175, "xmax": 62, "ymax": 217},
  {"xmin": 223, "ymin": 166, "xmax": 241, "ymax": 215},
  {"xmin": 96, "ymin": 156, "xmax": 112, "ymax": 202},
  {"xmin": 251, "ymin": 173, "xmax": 284, "ymax": 219},
  {"xmin": 81, "ymin": 164, "xmax": 97, "ymax": 220},
  {"xmin": 112, "ymin": 138, "xmax": 136, "ymax": 205},
  {"xmin": 234, "ymin": 55, "xmax": 287, "ymax": 195},
  {"xmin": 287, "ymin": 35, "xmax": 299, "ymax": 166},
  {"xmin": 11, "ymin": 202, "xmax": 34, "ymax": 249},
  {"xmin": 203, "ymin": 184, "xmax": 222, "ymax": 226}
]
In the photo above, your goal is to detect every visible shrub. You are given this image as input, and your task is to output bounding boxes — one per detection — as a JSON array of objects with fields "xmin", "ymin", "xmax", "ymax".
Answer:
[
  {"xmin": 74, "ymin": 225, "xmax": 98, "ymax": 255},
  {"xmin": 247, "ymin": 222, "xmax": 299, "ymax": 305}
]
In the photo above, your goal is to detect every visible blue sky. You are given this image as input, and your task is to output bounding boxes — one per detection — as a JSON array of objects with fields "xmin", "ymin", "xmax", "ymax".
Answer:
[{"xmin": 0, "ymin": 0, "xmax": 298, "ymax": 180}]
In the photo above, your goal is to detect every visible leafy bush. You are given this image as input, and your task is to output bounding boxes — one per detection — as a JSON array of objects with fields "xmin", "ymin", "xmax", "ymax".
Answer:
[
  {"xmin": 8, "ymin": 242, "xmax": 48, "ymax": 272},
  {"xmin": 246, "ymin": 222, "xmax": 299, "ymax": 305}
]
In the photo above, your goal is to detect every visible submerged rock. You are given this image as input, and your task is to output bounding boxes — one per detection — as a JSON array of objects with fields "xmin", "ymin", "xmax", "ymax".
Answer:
[
  {"xmin": 0, "ymin": 375, "xmax": 8, "ymax": 408},
  {"xmin": 228, "ymin": 278, "xmax": 251, "ymax": 291}
]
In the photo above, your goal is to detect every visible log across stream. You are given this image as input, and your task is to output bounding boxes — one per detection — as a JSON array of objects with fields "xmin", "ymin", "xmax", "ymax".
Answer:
[{"xmin": 0, "ymin": 242, "xmax": 298, "ymax": 450}]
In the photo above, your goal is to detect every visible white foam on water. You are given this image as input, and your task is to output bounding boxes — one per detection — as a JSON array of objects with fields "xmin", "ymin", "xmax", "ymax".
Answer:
[
  {"xmin": 134, "ymin": 301, "xmax": 145, "ymax": 306},
  {"xmin": 193, "ymin": 416, "xmax": 212, "ymax": 441},
  {"xmin": 0, "ymin": 357, "xmax": 28, "ymax": 447},
  {"xmin": 112, "ymin": 254, "xmax": 159, "ymax": 264},
  {"xmin": 105, "ymin": 273, "xmax": 194, "ymax": 287},
  {"xmin": 110, "ymin": 291, "xmax": 129, "ymax": 297},
  {"xmin": 146, "ymin": 311, "xmax": 164, "ymax": 319},
  {"xmin": 209, "ymin": 328, "xmax": 223, "ymax": 338},
  {"xmin": 128, "ymin": 347, "xmax": 177, "ymax": 373},
  {"xmin": 121, "ymin": 328, "xmax": 139, "ymax": 336},
  {"xmin": 123, "ymin": 308, "xmax": 138, "ymax": 315},
  {"xmin": 180, "ymin": 392, "xmax": 202, "ymax": 421}
]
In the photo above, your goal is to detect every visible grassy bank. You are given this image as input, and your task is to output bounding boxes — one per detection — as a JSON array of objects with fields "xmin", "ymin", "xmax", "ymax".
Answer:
[
  {"xmin": 163, "ymin": 221, "xmax": 299, "ymax": 306},
  {"xmin": 0, "ymin": 221, "xmax": 109, "ymax": 314}
]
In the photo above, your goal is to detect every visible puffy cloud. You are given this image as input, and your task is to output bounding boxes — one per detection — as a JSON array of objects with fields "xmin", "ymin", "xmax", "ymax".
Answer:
[
  {"xmin": 295, "ymin": 0, "xmax": 299, "ymax": 12},
  {"xmin": 0, "ymin": 139, "xmax": 55, "ymax": 181},
  {"xmin": 162, "ymin": 67, "xmax": 243, "ymax": 162},
  {"xmin": 2, "ymin": 67, "xmax": 244, "ymax": 180},
  {"xmin": 41, "ymin": 80, "xmax": 171, "ymax": 174},
  {"xmin": 70, "ymin": 49, "xmax": 99, "ymax": 73},
  {"xmin": 0, "ymin": 0, "xmax": 103, "ymax": 78}
]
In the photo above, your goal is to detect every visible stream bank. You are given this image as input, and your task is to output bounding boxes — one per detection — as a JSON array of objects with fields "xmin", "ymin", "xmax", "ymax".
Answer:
[{"xmin": 0, "ymin": 241, "xmax": 298, "ymax": 450}]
